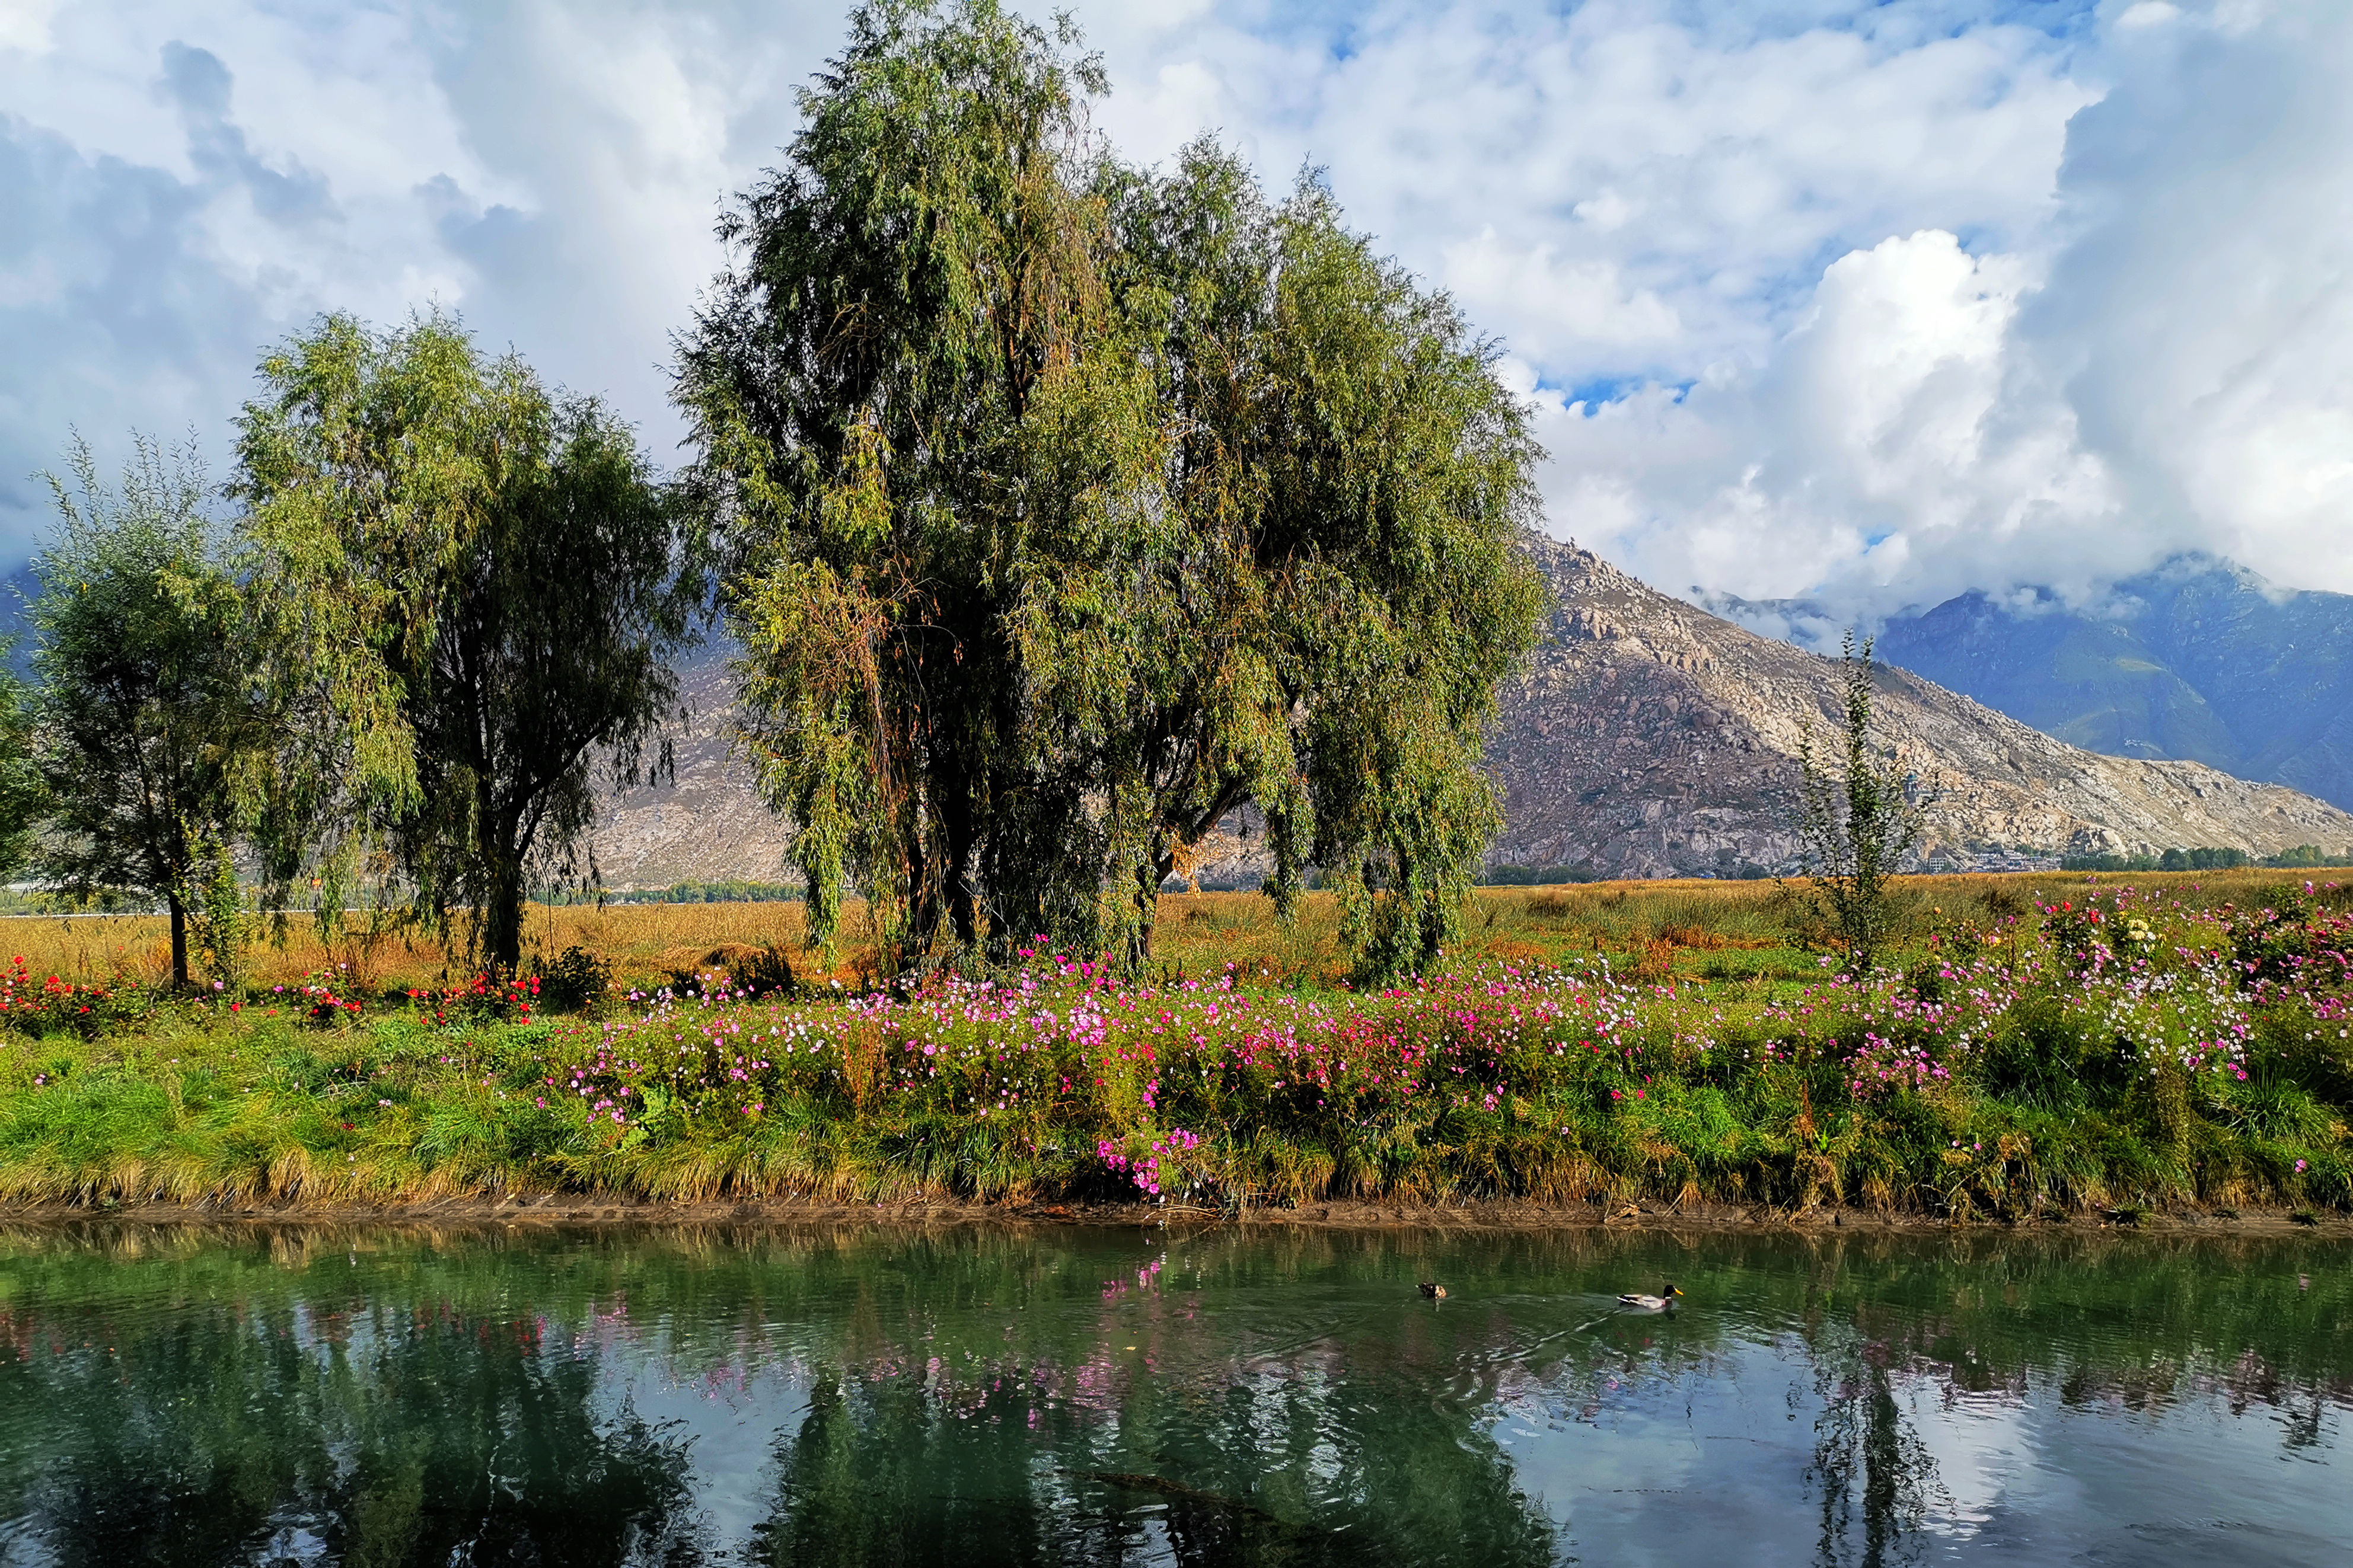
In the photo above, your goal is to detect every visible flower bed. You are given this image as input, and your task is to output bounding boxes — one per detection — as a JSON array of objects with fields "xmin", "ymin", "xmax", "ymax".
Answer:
[{"xmin": 0, "ymin": 885, "xmax": 2348, "ymax": 1212}]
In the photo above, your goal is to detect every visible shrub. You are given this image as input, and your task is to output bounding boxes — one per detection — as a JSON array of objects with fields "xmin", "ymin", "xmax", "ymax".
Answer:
[
  {"xmin": 294, "ymin": 967, "xmax": 366, "ymax": 1027},
  {"xmin": 537, "ymin": 945, "xmax": 614, "ymax": 1014},
  {"xmin": 406, "ymin": 973, "xmax": 537, "ymax": 1026}
]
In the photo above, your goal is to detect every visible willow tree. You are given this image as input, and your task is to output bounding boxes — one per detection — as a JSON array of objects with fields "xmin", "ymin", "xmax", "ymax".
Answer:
[
  {"xmin": 1082, "ymin": 145, "xmax": 1548, "ymax": 977},
  {"xmin": 675, "ymin": 0, "xmax": 1117, "ymax": 965},
  {"xmin": 25, "ymin": 437, "xmax": 271, "ymax": 986},
  {"xmin": 678, "ymin": 0, "xmax": 1542, "ymax": 979},
  {"xmin": 234, "ymin": 312, "xmax": 699, "ymax": 973}
]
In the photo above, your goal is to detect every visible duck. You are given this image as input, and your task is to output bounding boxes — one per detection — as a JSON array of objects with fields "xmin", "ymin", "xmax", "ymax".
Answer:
[
  {"xmin": 1418, "ymin": 1281, "xmax": 1447, "ymax": 1299},
  {"xmin": 1617, "ymin": 1283, "xmax": 1682, "ymax": 1310}
]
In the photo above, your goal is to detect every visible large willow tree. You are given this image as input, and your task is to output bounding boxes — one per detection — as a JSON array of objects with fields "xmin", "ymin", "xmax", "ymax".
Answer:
[{"xmin": 677, "ymin": 0, "xmax": 1543, "ymax": 979}]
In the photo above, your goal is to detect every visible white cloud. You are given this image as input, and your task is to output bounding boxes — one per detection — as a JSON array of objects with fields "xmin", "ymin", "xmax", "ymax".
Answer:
[
  {"xmin": 2019, "ymin": 0, "xmax": 2353, "ymax": 596},
  {"xmin": 2, "ymin": 0, "xmax": 2349, "ymax": 623},
  {"xmin": 1526, "ymin": 0, "xmax": 2353, "ymax": 613},
  {"xmin": 0, "ymin": 0, "xmax": 65, "ymax": 53},
  {"xmin": 1075, "ymin": 0, "xmax": 2095, "ymax": 392},
  {"xmin": 1441, "ymin": 229, "xmax": 1683, "ymax": 357},
  {"xmin": 0, "ymin": 0, "xmax": 829, "ymax": 550},
  {"xmin": 1536, "ymin": 229, "xmax": 2121, "ymax": 605}
]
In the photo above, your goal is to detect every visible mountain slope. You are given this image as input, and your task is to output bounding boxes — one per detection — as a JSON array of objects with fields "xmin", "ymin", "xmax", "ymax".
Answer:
[
  {"xmin": 1487, "ymin": 540, "xmax": 2353, "ymax": 877},
  {"xmin": 586, "ymin": 542, "xmax": 2353, "ymax": 887},
  {"xmin": 1869, "ymin": 557, "xmax": 2353, "ymax": 810},
  {"xmin": 588, "ymin": 660, "xmax": 793, "ymax": 889}
]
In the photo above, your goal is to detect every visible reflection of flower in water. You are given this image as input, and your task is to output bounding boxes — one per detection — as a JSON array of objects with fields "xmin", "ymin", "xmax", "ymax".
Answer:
[{"xmin": 1101, "ymin": 1251, "xmax": 1167, "ymax": 1299}]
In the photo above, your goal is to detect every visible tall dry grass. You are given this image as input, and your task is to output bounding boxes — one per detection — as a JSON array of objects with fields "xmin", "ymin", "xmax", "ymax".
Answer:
[
  {"xmin": 0, "ymin": 902, "xmax": 818, "ymax": 994},
  {"xmin": 2, "ymin": 867, "xmax": 2339, "ymax": 995}
]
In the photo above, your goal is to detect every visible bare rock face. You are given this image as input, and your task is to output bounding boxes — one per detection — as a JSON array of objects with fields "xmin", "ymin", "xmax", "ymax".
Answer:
[
  {"xmin": 1489, "ymin": 538, "xmax": 2353, "ymax": 877},
  {"xmin": 586, "ymin": 539, "xmax": 2353, "ymax": 888},
  {"xmin": 586, "ymin": 662, "xmax": 795, "ymax": 890}
]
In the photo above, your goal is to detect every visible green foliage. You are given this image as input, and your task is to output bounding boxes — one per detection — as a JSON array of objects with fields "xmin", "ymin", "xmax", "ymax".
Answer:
[
  {"xmin": 2261, "ymin": 844, "xmax": 2351, "ymax": 868},
  {"xmin": 183, "ymin": 830, "xmax": 250, "ymax": 989},
  {"xmin": 0, "ymin": 638, "xmax": 39, "ymax": 879},
  {"xmin": 676, "ymin": 0, "xmax": 1541, "ymax": 982},
  {"xmin": 0, "ymin": 956, "xmax": 156, "ymax": 1038},
  {"xmin": 535, "ymin": 944, "xmax": 614, "ymax": 1014},
  {"xmin": 1788, "ymin": 634, "xmax": 1921, "ymax": 976},
  {"xmin": 232, "ymin": 310, "xmax": 703, "ymax": 972},
  {"xmin": 2172, "ymin": 846, "xmax": 2250, "ymax": 871},
  {"xmin": 25, "ymin": 435, "xmax": 274, "ymax": 988}
]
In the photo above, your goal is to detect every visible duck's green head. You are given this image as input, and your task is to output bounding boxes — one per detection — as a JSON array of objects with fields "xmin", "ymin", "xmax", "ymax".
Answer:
[{"xmin": 1667, "ymin": 1283, "xmax": 1684, "ymax": 1298}]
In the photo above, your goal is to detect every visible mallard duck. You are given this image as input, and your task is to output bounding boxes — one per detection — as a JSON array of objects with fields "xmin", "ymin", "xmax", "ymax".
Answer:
[
  {"xmin": 1418, "ymin": 1281, "xmax": 1447, "ymax": 1299},
  {"xmin": 1617, "ymin": 1283, "xmax": 1682, "ymax": 1310}
]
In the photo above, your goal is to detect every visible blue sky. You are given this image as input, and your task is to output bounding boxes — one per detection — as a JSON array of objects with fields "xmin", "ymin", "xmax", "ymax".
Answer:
[{"xmin": 2, "ymin": 0, "xmax": 2348, "ymax": 615}]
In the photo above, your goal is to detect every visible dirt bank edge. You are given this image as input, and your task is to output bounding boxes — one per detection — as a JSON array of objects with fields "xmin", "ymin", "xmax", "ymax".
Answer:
[{"xmin": 2, "ymin": 1194, "xmax": 2346, "ymax": 1236}]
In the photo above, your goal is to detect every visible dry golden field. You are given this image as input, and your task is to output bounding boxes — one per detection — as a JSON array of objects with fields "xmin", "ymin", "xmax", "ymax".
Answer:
[
  {"xmin": 0, "ymin": 900, "xmax": 815, "ymax": 995},
  {"xmin": 4, "ymin": 866, "xmax": 2342, "ymax": 995}
]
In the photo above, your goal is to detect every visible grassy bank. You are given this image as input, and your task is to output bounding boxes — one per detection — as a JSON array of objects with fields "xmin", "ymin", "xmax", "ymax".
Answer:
[{"xmin": 3, "ymin": 877, "xmax": 2351, "ymax": 1216}]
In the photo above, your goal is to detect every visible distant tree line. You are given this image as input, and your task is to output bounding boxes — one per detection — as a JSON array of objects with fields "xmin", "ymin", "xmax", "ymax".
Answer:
[
  {"xmin": 0, "ymin": 1, "xmax": 1541, "ymax": 987},
  {"xmin": 2061, "ymin": 845, "xmax": 2353, "ymax": 873},
  {"xmin": 1478, "ymin": 864, "xmax": 1603, "ymax": 887},
  {"xmin": 539, "ymin": 880, "xmax": 806, "ymax": 907}
]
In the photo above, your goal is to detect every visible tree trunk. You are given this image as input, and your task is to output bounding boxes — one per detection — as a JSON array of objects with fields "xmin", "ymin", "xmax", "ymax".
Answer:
[
  {"xmin": 901, "ymin": 829, "xmax": 935, "ymax": 973},
  {"xmin": 1126, "ymin": 847, "xmax": 1177, "ymax": 973},
  {"xmin": 483, "ymin": 845, "xmax": 525, "ymax": 978},
  {"xmin": 943, "ymin": 790, "xmax": 980, "ymax": 950},
  {"xmin": 167, "ymin": 892, "xmax": 189, "ymax": 991}
]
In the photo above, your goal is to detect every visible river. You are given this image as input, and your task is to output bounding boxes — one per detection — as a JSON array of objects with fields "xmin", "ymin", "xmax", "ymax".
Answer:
[{"xmin": 0, "ymin": 1222, "xmax": 2345, "ymax": 1564}]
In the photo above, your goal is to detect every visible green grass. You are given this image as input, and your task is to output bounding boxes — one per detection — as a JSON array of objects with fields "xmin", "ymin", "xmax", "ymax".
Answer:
[{"xmin": 2, "ymin": 874, "xmax": 2351, "ymax": 1215}]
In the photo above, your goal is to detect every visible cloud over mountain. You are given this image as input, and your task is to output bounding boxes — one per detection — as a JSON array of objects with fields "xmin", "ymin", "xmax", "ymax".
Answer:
[{"xmin": 1521, "ymin": 1, "xmax": 2353, "ymax": 613}]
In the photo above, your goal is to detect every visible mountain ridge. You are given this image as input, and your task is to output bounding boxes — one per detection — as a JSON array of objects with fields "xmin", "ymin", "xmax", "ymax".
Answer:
[
  {"xmin": 1481, "ymin": 539, "xmax": 2353, "ymax": 879},
  {"xmin": 586, "ymin": 539, "xmax": 2353, "ymax": 887},
  {"xmin": 1711, "ymin": 554, "xmax": 2353, "ymax": 812}
]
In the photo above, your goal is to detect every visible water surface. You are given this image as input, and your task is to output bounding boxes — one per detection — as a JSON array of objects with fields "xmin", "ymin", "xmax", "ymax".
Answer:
[{"xmin": 0, "ymin": 1222, "xmax": 2345, "ymax": 1565}]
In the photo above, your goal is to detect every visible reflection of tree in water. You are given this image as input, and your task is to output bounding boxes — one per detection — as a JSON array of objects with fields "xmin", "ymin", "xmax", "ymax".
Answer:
[
  {"xmin": 1802, "ymin": 1323, "xmax": 1943, "ymax": 1568},
  {"xmin": 747, "ymin": 1349, "xmax": 1563, "ymax": 1566},
  {"xmin": 0, "ymin": 1299, "xmax": 705, "ymax": 1566}
]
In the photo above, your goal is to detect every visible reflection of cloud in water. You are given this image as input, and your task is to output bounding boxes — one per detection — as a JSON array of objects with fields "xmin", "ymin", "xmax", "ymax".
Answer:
[
  {"xmin": 1491, "ymin": 1338, "xmax": 1830, "ymax": 1566},
  {"xmin": 602, "ymin": 1357, "xmax": 813, "ymax": 1548},
  {"xmin": 1944, "ymin": 1384, "xmax": 2348, "ymax": 1565},
  {"xmin": 1902, "ymin": 1381, "xmax": 2030, "ymax": 1542}
]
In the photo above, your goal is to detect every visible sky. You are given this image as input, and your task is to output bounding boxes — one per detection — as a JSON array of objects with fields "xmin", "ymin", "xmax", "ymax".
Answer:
[{"xmin": 2, "ymin": 0, "xmax": 2349, "ymax": 619}]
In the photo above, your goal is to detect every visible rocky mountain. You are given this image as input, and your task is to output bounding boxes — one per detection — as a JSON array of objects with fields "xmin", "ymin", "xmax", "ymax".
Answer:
[
  {"xmin": 586, "ymin": 541, "xmax": 2353, "ymax": 887},
  {"xmin": 1485, "ymin": 539, "xmax": 2353, "ymax": 878},
  {"xmin": 587, "ymin": 659, "xmax": 795, "ymax": 889}
]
